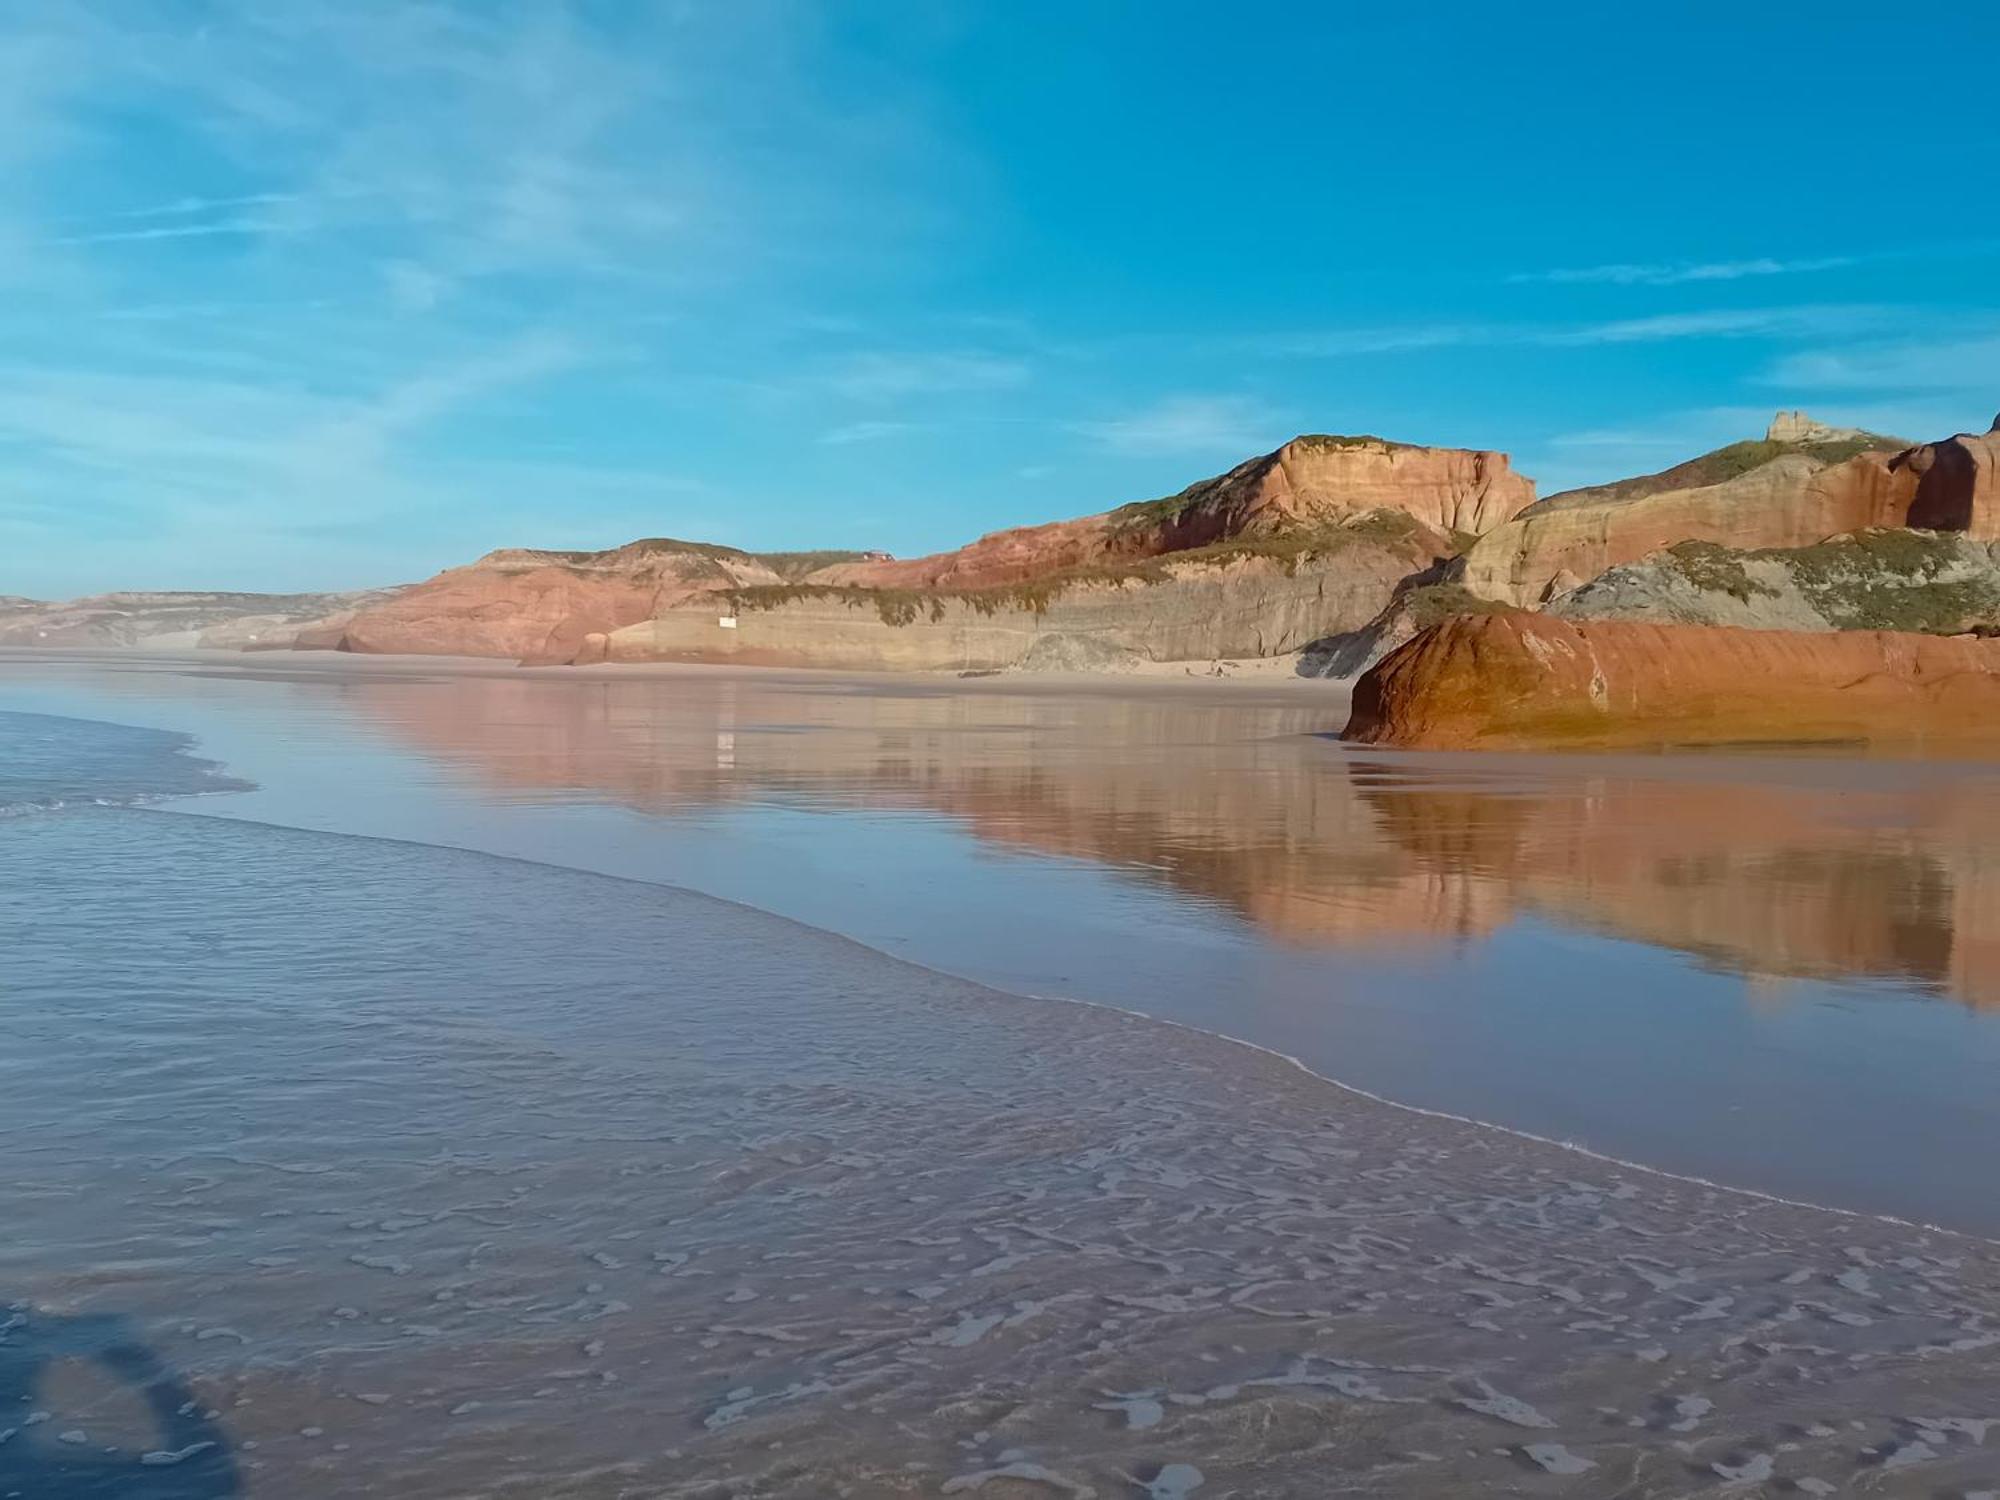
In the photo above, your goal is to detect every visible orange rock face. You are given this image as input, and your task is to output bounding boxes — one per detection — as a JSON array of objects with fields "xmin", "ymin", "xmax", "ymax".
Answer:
[
  {"xmin": 1464, "ymin": 428, "xmax": 2000, "ymax": 606},
  {"xmin": 817, "ymin": 435, "xmax": 1531, "ymax": 591},
  {"xmin": 330, "ymin": 541, "xmax": 781, "ymax": 665},
  {"xmin": 1343, "ymin": 611, "xmax": 2000, "ymax": 750},
  {"xmin": 322, "ymin": 434, "xmax": 1531, "ymax": 664}
]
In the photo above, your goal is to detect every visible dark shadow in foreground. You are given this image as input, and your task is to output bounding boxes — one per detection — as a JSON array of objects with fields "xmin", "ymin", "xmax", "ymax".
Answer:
[{"xmin": 0, "ymin": 1307, "xmax": 239, "ymax": 1498}]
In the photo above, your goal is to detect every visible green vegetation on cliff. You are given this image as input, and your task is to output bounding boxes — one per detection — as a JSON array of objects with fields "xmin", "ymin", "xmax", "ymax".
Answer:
[
  {"xmin": 1660, "ymin": 540, "xmax": 1776, "ymax": 604},
  {"xmin": 1772, "ymin": 530, "xmax": 2000, "ymax": 633},
  {"xmin": 727, "ymin": 511, "xmax": 1435, "ymax": 626},
  {"xmin": 1539, "ymin": 432, "xmax": 1911, "ymax": 511},
  {"xmin": 752, "ymin": 550, "xmax": 869, "ymax": 579},
  {"xmin": 1108, "ymin": 435, "xmax": 1413, "ymax": 534},
  {"xmin": 1597, "ymin": 530, "xmax": 2000, "ymax": 635},
  {"xmin": 1396, "ymin": 581, "xmax": 1515, "ymax": 629}
]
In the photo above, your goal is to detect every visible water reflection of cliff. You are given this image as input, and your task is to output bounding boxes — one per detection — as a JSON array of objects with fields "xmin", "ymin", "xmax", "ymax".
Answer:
[{"xmin": 338, "ymin": 672, "xmax": 2000, "ymax": 1007}]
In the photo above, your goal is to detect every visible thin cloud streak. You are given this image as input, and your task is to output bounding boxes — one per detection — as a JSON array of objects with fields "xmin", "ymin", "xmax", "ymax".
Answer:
[
  {"xmin": 817, "ymin": 420, "xmax": 920, "ymax": 445},
  {"xmin": 1513, "ymin": 256, "xmax": 1853, "ymax": 286},
  {"xmin": 815, "ymin": 351, "xmax": 1030, "ymax": 402},
  {"xmin": 1258, "ymin": 304, "xmax": 1906, "ymax": 358},
  {"xmin": 59, "ymin": 218, "xmax": 287, "ymax": 246},
  {"xmin": 1073, "ymin": 394, "xmax": 1286, "ymax": 456},
  {"xmin": 1761, "ymin": 332, "xmax": 2000, "ymax": 394},
  {"xmin": 104, "ymin": 191, "xmax": 301, "ymax": 221}
]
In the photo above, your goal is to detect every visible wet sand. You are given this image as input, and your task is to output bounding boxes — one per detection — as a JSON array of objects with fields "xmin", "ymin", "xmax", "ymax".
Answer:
[
  {"xmin": 6, "ymin": 648, "xmax": 2000, "ymax": 1235},
  {"xmin": 6, "ymin": 804, "xmax": 2000, "ymax": 1497}
]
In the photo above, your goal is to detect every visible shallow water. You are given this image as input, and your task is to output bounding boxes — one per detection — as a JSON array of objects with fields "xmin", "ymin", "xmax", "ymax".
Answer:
[
  {"xmin": 6, "ymin": 793, "xmax": 2000, "ymax": 1496},
  {"xmin": 0, "ymin": 708, "xmax": 248, "ymax": 814},
  {"xmin": 5, "ymin": 651, "xmax": 2000, "ymax": 1235}
]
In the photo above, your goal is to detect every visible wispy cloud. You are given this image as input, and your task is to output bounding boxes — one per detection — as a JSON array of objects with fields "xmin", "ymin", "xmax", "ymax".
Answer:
[
  {"xmin": 817, "ymin": 420, "xmax": 920, "ymax": 445},
  {"xmin": 1760, "ymin": 332, "xmax": 2000, "ymax": 394},
  {"xmin": 1073, "ymin": 394, "xmax": 1285, "ymax": 455},
  {"xmin": 1258, "ymin": 305, "xmax": 1904, "ymax": 358},
  {"xmin": 1513, "ymin": 256, "xmax": 1853, "ymax": 287},
  {"xmin": 59, "ymin": 217, "xmax": 287, "ymax": 246},
  {"xmin": 816, "ymin": 351, "xmax": 1030, "ymax": 402},
  {"xmin": 102, "ymin": 191, "xmax": 301, "ymax": 221},
  {"xmin": 1537, "ymin": 305, "xmax": 1892, "ymax": 345},
  {"xmin": 0, "ymin": 334, "xmax": 583, "ymax": 594}
]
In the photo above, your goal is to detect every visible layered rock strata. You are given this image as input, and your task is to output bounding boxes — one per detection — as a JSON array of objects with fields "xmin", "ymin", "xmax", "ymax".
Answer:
[
  {"xmin": 1463, "ymin": 422, "xmax": 1999, "ymax": 607},
  {"xmin": 604, "ymin": 522, "xmax": 1440, "ymax": 672},
  {"xmin": 1549, "ymin": 529, "xmax": 2000, "ymax": 635},
  {"xmin": 1343, "ymin": 611, "xmax": 2000, "ymax": 750},
  {"xmin": 0, "ymin": 588, "xmax": 405, "ymax": 650},
  {"xmin": 814, "ymin": 435, "xmax": 1532, "ymax": 593}
]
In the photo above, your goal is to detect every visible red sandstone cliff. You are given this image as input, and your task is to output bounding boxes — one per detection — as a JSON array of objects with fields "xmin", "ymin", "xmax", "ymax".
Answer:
[
  {"xmin": 327, "ymin": 433, "xmax": 1532, "ymax": 666},
  {"xmin": 1344, "ymin": 611, "xmax": 2000, "ymax": 750},
  {"xmin": 327, "ymin": 540, "xmax": 784, "ymax": 665},
  {"xmin": 1463, "ymin": 422, "xmax": 2000, "ymax": 606},
  {"xmin": 813, "ymin": 435, "xmax": 1532, "ymax": 592}
]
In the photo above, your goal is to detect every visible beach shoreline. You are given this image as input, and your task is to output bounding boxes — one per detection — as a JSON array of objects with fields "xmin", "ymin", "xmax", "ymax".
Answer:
[{"xmin": 7, "ymin": 793, "xmax": 2000, "ymax": 1494}]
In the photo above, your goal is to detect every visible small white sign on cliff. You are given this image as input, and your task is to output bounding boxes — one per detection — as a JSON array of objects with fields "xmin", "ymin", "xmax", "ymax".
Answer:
[{"xmin": 719, "ymin": 616, "xmax": 738, "ymax": 629}]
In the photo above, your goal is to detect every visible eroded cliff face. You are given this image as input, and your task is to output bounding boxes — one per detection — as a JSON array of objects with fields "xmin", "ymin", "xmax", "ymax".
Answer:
[
  {"xmin": 1343, "ymin": 611, "xmax": 2000, "ymax": 750},
  {"xmin": 1462, "ymin": 425, "xmax": 2000, "ymax": 607},
  {"xmin": 603, "ymin": 530, "xmax": 1437, "ymax": 672},
  {"xmin": 329, "ymin": 540, "xmax": 785, "ymax": 665},
  {"xmin": 314, "ymin": 433, "xmax": 1522, "ymax": 668},
  {"xmin": 813, "ymin": 435, "xmax": 1531, "ymax": 593},
  {"xmin": 0, "ymin": 588, "xmax": 406, "ymax": 651},
  {"xmin": 1549, "ymin": 530, "xmax": 2000, "ymax": 635}
]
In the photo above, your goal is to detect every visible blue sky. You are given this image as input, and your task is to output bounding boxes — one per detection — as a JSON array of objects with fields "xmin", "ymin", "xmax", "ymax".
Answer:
[{"xmin": 5, "ymin": 2, "xmax": 1998, "ymax": 597}]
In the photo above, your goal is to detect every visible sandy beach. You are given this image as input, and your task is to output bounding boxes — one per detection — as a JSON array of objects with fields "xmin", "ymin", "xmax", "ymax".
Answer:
[{"xmin": 7, "ymin": 795, "xmax": 2000, "ymax": 1496}]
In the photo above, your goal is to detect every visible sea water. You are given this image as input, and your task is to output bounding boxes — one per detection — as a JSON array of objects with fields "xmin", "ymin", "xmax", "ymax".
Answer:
[{"xmin": 3, "ymin": 701, "xmax": 2000, "ymax": 1495}]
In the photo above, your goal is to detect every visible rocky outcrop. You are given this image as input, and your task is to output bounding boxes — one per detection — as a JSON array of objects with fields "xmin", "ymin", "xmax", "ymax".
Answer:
[
  {"xmin": 1344, "ymin": 611, "xmax": 2000, "ymax": 750},
  {"xmin": 1299, "ymin": 580, "xmax": 1512, "ymax": 679},
  {"xmin": 318, "ymin": 432, "xmax": 1526, "ymax": 668},
  {"xmin": 605, "ymin": 519, "xmax": 1440, "ymax": 671},
  {"xmin": 814, "ymin": 435, "xmax": 1531, "ymax": 593},
  {"xmin": 1462, "ymin": 418, "xmax": 2000, "ymax": 606},
  {"xmin": 326, "ymin": 540, "xmax": 786, "ymax": 664},
  {"xmin": 1550, "ymin": 529, "xmax": 2000, "ymax": 635},
  {"xmin": 0, "ymin": 588, "xmax": 406, "ymax": 650},
  {"xmin": 1765, "ymin": 410, "xmax": 1873, "ymax": 445}
]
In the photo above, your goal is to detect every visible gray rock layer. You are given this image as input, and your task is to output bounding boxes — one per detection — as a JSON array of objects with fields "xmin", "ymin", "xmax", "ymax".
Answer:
[{"xmin": 1551, "ymin": 530, "xmax": 2000, "ymax": 636}]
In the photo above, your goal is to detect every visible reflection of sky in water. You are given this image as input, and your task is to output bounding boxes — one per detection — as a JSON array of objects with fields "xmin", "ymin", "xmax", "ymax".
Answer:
[{"xmin": 6, "ymin": 651, "xmax": 2000, "ymax": 1230}]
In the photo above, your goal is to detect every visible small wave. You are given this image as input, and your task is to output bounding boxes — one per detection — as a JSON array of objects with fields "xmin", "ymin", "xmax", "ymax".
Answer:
[{"xmin": 0, "ymin": 709, "xmax": 252, "ymax": 816}]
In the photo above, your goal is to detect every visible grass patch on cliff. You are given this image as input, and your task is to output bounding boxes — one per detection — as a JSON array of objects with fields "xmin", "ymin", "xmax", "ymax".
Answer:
[
  {"xmin": 1662, "ymin": 540, "xmax": 1780, "ymax": 603},
  {"xmin": 1778, "ymin": 530, "xmax": 2000, "ymax": 633},
  {"xmin": 1107, "ymin": 435, "xmax": 1413, "ymax": 533},
  {"xmin": 1397, "ymin": 581, "xmax": 1515, "ymax": 628},
  {"xmin": 1650, "ymin": 529, "xmax": 2000, "ymax": 634},
  {"xmin": 1539, "ymin": 432, "xmax": 1911, "ymax": 510},
  {"xmin": 612, "ymin": 537, "xmax": 756, "ymax": 562},
  {"xmin": 751, "ymin": 550, "xmax": 869, "ymax": 580},
  {"xmin": 727, "ymin": 512, "xmax": 1435, "ymax": 625}
]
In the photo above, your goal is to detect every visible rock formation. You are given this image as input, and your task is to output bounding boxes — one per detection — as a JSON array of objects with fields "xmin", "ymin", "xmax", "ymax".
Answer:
[
  {"xmin": 1462, "ymin": 420, "xmax": 2000, "ymax": 607},
  {"xmin": 605, "ymin": 516, "xmax": 1443, "ymax": 671},
  {"xmin": 1550, "ymin": 529, "xmax": 2000, "ymax": 635},
  {"xmin": 0, "ymin": 588, "xmax": 406, "ymax": 651},
  {"xmin": 323, "ymin": 433, "xmax": 1529, "ymax": 668},
  {"xmin": 1343, "ymin": 611, "xmax": 2000, "ymax": 750},
  {"xmin": 1765, "ymin": 410, "xmax": 1870, "ymax": 444},
  {"xmin": 812, "ymin": 435, "xmax": 1531, "ymax": 593},
  {"xmin": 325, "ymin": 540, "xmax": 788, "ymax": 664},
  {"xmin": 1298, "ymin": 579, "xmax": 1512, "ymax": 679}
]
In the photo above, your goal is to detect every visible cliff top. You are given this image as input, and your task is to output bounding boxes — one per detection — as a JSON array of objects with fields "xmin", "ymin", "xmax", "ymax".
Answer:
[
  {"xmin": 1537, "ymin": 421, "xmax": 1911, "ymax": 513},
  {"xmin": 470, "ymin": 540, "xmax": 868, "ymax": 581},
  {"xmin": 1765, "ymin": 410, "xmax": 1872, "ymax": 444}
]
